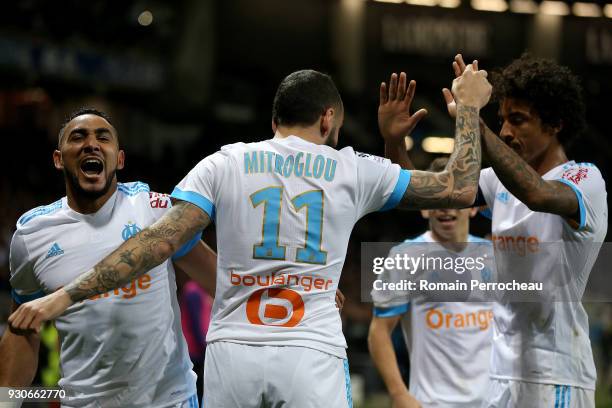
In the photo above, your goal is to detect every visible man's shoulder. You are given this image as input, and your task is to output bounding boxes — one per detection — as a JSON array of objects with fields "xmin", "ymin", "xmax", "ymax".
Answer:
[
  {"xmin": 16, "ymin": 198, "xmax": 65, "ymax": 230},
  {"xmin": 117, "ymin": 181, "xmax": 151, "ymax": 197}
]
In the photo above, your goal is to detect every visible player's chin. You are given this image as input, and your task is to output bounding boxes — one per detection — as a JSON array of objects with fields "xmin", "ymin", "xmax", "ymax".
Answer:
[{"xmin": 77, "ymin": 176, "xmax": 110, "ymax": 197}]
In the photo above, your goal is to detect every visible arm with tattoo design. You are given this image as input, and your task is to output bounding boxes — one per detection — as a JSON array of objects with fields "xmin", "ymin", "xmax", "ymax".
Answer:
[
  {"xmin": 479, "ymin": 120, "xmax": 578, "ymax": 217},
  {"xmin": 64, "ymin": 201, "xmax": 211, "ymax": 302},
  {"xmin": 7, "ymin": 201, "xmax": 211, "ymax": 332},
  {"xmin": 398, "ymin": 104, "xmax": 481, "ymax": 209}
]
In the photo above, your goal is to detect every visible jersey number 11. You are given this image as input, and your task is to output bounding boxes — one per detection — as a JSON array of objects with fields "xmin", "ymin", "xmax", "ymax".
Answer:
[{"xmin": 250, "ymin": 186, "xmax": 327, "ymax": 265}]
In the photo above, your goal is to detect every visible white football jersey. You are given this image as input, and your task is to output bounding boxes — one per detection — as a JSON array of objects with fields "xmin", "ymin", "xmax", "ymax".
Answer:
[
  {"xmin": 372, "ymin": 232, "xmax": 494, "ymax": 408},
  {"xmin": 171, "ymin": 135, "xmax": 410, "ymax": 358},
  {"xmin": 479, "ymin": 162, "xmax": 608, "ymax": 389},
  {"xmin": 10, "ymin": 182, "xmax": 199, "ymax": 408}
]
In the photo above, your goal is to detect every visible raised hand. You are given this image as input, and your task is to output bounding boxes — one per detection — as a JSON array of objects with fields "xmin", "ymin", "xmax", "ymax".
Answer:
[
  {"xmin": 442, "ymin": 54, "xmax": 488, "ymax": 117},
  {"xmin": 378, "ymin": 72, "xmax": 428, "ymax": 143},
  {"xmin": 451, "ymin": 59, "xmax": 491, "ymax": 109}
]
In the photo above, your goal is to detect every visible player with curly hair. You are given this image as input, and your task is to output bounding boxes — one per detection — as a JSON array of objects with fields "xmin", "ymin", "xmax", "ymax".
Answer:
[
  {"xmin": 381, "ymin": 53, "xmax": 607, "ymax": 407},
  {"xmin": 449, "ymin": 54, "xmax": 606, "ymax": 408}
]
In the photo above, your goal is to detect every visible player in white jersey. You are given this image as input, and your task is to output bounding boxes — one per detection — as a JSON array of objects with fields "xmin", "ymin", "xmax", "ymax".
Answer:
[
  {"xmin": 8, "ymin": 67, "xmax": 492, "ymax": 407},
  {"xmin": 369, "ymin": 157, "xmax": 494, "ymax": 408},
  {"xmin": 434, "ymin": 55, "xmax": 607, "ymax": 407},
  {"xmin": 0, "ymin": 108, "xmax": 217, "ymax": 407}
]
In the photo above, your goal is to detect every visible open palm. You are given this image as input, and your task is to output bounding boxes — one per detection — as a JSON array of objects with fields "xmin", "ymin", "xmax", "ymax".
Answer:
[{"xmin": 378, "ymin": 72, "xmax": 427, "ymax": 143}]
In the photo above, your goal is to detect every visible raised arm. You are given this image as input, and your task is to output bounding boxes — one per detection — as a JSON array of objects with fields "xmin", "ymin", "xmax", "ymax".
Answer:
[
  {"xmin": 397, "ymin": 63, "xmax": 490, "ymax": 210},
  {"xmin": 8, "ymin": 200, "xmax": 211, "ymax": 332},
  {"xmin": 479, "ymin": 120, "xmax": 578, "ymax": 216},
  {"xmin": 446, "ymin": 54, "xmax": 579, "ymax": 218}
]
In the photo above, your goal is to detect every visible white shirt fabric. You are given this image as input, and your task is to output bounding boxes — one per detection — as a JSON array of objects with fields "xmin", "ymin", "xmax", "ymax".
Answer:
[
  {"xmin": 10, "ymin": 182, "xmax": 199, "ymax": 408},
  {"xmin": 479, "ymin": 162, "xmax": 608, "ymax": 389},
  {"xmin": 372, "ymin": 232, "xmax": 494, "ymax": 408},
  {"xmin": 171, "ymin": 136, "xmax": 411, "ymax": 358}
]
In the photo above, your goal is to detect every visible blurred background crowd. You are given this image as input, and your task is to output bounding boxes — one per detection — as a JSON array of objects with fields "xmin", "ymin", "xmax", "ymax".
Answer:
[{"xmin": 1, "ymin": 0, "xmax": 611, "ymax": 406}]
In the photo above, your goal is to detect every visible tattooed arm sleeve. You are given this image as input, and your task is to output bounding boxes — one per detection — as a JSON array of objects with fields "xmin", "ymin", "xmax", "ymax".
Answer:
[
  {"xmin": 398, "ymin": 104, "xmax": 481, "ymax": 209},
  {"xmin": 64, "ymin": 201, "xmax": 211, "ymax": 302},
  {"xmin": 479, "ymin": 120, "xmax": 579, "ymax": 218}
]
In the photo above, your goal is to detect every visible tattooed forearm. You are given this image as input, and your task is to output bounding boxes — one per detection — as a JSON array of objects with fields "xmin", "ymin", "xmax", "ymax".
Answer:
[
  {"xmin": 400, "ymin": 104, "xmax": 481, "ymax": 209},
  {"xmin": 480, "ymin": 120, "xmax": 578, "ymax": 216},
  {"xmin": 64, "ymin": 201, "xmax": 211, "ymax": 302}
]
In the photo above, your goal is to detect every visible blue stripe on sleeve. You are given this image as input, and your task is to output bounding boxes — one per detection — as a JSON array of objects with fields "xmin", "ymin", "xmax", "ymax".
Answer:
[
  {"xmin": 171, "ymin": 187, "xmax": 216, "ymax": 221},
  {"xmin": 380, "ymin": 169, "xmax": 411, "ymax": 212},
  {"xmin": 557, "ymin": 179, "xmax": 586, "ymax": 230},
  {"xmin": 373, "ymin": 303, "xmax": 410, "ymax": 317},
  {"xmin": 12, "ymin": 289, "xmax": 46, "ymax": 305},
  {"xmin": 172, "ymin": 230, "xmax": 203, "ymax": 260}
]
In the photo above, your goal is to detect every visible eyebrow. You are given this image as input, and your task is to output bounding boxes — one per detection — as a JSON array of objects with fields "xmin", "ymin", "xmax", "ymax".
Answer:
[{"xmin": 68, "ymin": 127, "xmax": 113, "ymax": 137}]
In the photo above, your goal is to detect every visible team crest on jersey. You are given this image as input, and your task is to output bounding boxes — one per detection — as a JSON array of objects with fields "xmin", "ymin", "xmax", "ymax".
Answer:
[
  {"xmin": 562, "ymin": 166, "xmax": 589, "ymax": 185},
  {"xmin": 45, "ymin": 242, "xmax": 64, "ymax": 259},
  {"xmin": 122, "ymin": 222, "xmax": 142, "ymax": 241}
]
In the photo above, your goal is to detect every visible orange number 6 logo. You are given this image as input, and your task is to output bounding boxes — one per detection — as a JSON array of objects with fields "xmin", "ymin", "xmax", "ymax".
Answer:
[{"xmin": 246, "ymin": 288, "xmax": 305, "ymax": 327}]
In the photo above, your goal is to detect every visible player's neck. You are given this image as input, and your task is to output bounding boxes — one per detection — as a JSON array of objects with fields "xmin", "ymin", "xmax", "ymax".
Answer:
[
  {"xmin": 274, "ymin": 127, "xmax": 327, "ymax": 145},
  {"xmin": 529, "ymin": 142, "xmax": 568, "ymax": 176},
  {"xmin": 65, "ymin": 181, "xmax": 117, "ymax": 214}
]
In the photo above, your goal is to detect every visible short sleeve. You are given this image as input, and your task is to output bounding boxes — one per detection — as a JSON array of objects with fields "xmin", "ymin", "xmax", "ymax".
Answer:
[
  {"xmin": 171, "ymin": 151, "xmax": 229, "ymax": 221},
  {"xmin": 9, "ymin": 230, "xmax": 45, "ymax": 304},
  {"xmin": 354, "ymin": 152, "xmax": 411, "ymax": 219},
  {"xmin": 556, "ymin": 163, "xmax": 607, "ymax": 233},
  {"xmin": 371, "ymin": 244, "xmax": 412, "ymax": 318}
]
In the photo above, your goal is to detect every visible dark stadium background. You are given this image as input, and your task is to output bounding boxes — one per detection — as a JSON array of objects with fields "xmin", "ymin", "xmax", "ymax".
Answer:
[{"xmin": 0, "ymin": 1, "xmax": 611, "ymax": 406}]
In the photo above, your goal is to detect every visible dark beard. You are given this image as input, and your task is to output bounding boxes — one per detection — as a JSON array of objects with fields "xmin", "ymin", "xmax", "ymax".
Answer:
[{"xmin": 64, "ymin": 168, "xmax": 116, "ymax": 199}]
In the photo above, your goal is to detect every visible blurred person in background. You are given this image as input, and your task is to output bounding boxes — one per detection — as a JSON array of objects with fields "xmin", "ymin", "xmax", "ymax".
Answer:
[
  {"xmin": 9, "ymin": 66, "xmax": 490, "ymax": 407},
  {"xmin": 368, "ymin": 157, "xmax": 494, "ymax": 408},
  {"xmin": 0, "ymin": 107, "xmax": 216, "ymax": 408}
]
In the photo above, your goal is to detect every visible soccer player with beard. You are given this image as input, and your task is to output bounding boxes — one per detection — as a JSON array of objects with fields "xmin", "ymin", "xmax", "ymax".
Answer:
[
  {"xmin": 0, "ymin": 108, "xmax": 216, "ymax": 407},
  {"xmin": 8, "ymin": 66, "xmax": 491, "ymax": 407}
]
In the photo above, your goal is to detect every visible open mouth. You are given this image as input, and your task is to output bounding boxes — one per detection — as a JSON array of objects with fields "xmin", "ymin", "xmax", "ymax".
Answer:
[
  {"xmin": 437, "ymin": 215, "xmax": 457, "ymax": 224},
  {"xmin": 80, "ymin": 158, "xmax": 104, "ymax": 176}
]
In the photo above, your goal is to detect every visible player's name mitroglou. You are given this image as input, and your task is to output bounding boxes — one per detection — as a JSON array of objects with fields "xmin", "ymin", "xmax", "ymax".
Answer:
[{"xmin": 244, "ymin": 150, "xmax": 337, "ymax": 181}]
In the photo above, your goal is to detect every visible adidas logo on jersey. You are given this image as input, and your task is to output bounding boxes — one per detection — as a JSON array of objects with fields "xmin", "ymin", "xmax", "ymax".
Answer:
[{"xmin": 45, "ymin": 243, "xmax": 64, "ymax": 259}]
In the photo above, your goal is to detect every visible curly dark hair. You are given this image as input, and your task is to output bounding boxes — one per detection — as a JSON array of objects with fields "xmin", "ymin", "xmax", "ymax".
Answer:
[
  {"xmin": 491, "ymin": 54, "xmax": 586, "ymax": 149},
  {"xmin": 58, "ymin": 107, "xmax": 115, "ymax": 146}
]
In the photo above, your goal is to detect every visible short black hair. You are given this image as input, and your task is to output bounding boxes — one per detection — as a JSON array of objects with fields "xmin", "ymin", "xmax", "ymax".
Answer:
[
  {"xmin": 272, "ymin": 70, "xmax": 343, "ymax": 127},
  {"xmin": 491, "ymin": 54, "xmax": 586, "ymax": 148},
  {"xmin": 58, "ymin": 107, "xmax": 115, "ymax": 146}
]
